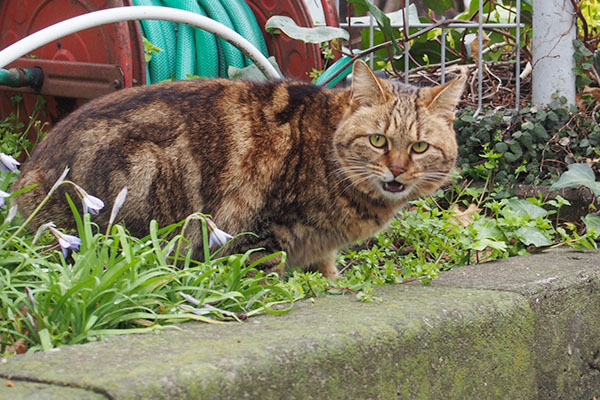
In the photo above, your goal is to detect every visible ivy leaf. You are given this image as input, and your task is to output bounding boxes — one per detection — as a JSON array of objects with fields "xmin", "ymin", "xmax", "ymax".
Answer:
[
  {"xmin": 470, "ymin": 238, "xmax": 507, "ymax": 252},
  {"xmin": 494, "ymin": 142, "xmax": 508, "ymax": 153},
  {"xmin": 473, "ymin": 218, "xmax": 506, "ymax": 242},
  {"xmin": 549, "ymin": 163, "xmax": 600, "ymax": 196},
  {"xmin": 509, "ymin": 141, "xmax": 523, "ymax": 157},
  {"xmin": 532, "ymin": 123, "xmax": 548, "ymax": 140},
  {"xmin": 503, "ymin": 198, "xmax": 547, "ymax": 219},
  {"xmin": 583, "ymin": 213, "xmax": 600, "ymax": 233},
  {"xmin": 515, "ymin": 227, "xmax": 552, "ymax": 247},
  {"xmin": 265, "ymin": 16, "xmax": 349, "ymax": 43},
  {"xmin": 228, "ymin": 57, "xmax": 281, "ymax": 81},
  {"xmin": 348, "ymin": 0, "xmax": 402, "ymax": 54},
  {"xmin": 521, "ymin": 121, "xmax": 534, "ymax": 131},
  {"xmin": 504, "ymin": 151, "xmax": 519, "ymax": 163}
]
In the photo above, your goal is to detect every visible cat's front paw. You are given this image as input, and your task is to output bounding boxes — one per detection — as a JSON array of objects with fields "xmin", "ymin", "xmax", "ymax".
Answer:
[{"xmin": 314, "ymin": 252, "xmax": 340, "ymax": 281}]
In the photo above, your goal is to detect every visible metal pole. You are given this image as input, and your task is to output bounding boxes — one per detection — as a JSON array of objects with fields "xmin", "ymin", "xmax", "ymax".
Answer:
[
  {"xmin": 369, "ymin": 14, "xmax": 375, "ymax": 70},
  {"xmin": 441, "ymin": 16, "xmax": 446, "ymax": 84},
  {"xmin": 475, "ymin": 0, "xmax": 483, "ymax": 116},
  {"xmin": 532, "ymin": 0, "xmax": 576, "ymax": 105},
  {"xmin": 515, "ymin": 0, "xmax": 521, "ymax": 109},
  {"xmin": 404, "ymin": 0, "xmax": 410, "ymax": 83}
]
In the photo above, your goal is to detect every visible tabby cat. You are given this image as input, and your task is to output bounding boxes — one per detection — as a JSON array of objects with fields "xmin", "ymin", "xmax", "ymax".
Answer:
[{"xmin": 14, "ymin": 60, "xmax": 465, "ymax": 280}]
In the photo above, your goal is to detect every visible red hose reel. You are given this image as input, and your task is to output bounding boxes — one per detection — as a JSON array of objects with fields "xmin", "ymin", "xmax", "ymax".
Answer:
[
  {"xmin": 0, "ymin": 0, "xmax": 340, "ymax": 127},
  {"xmin": 0, "ymin": 0, "xmax": 145, "ymax": 125}
]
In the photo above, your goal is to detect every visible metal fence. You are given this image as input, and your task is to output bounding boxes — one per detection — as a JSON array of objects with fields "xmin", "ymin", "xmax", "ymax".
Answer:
[{"xmin": 337, "ymin": 0, "xmax": 524, "ymax": 114}]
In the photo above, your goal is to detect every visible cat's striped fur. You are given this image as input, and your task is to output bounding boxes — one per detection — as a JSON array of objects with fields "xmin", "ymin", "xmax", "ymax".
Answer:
[{"xmin": 14, "ymin": 61, "xmax": 465, "ymax": 279}]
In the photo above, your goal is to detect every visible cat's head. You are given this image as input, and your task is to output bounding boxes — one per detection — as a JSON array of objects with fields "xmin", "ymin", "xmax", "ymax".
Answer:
[{"xmin": 333, "ymin": 60, "xmax": 465, "ymax": 204}]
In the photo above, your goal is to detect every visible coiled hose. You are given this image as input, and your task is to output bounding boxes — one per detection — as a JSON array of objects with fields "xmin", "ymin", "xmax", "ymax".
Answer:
[
  {"xmin": 0, "ymin": 2, "xmax": 352, "ymax": 87},
  {"xmin": 132, "ymin": 0, "xmax": 267, "ymax": 83}
]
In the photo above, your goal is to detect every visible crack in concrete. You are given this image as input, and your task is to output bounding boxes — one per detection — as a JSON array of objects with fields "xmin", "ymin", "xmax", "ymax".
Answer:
[{"xmin": 0, "ymin": 373, "xmax": 113, "ymax": 399}]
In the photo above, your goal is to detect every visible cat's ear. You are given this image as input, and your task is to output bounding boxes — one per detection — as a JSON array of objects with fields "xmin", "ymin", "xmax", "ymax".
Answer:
[
  {"xmin": 420, "ymin": 73, "xmax": 466, "ymax": 115},
  {"xmin": 351, "ymin": 60, "xmax": 387, "ymax": 108}
]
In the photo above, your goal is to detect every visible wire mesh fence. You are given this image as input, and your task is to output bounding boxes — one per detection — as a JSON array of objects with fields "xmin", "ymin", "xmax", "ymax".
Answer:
[{"xmin": 336, "ymin": 0, "xmax": 525, "ymax": 114}]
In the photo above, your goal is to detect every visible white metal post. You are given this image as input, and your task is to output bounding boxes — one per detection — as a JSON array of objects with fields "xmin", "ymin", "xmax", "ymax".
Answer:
[{"xmin": 532, "ymin": 0, "xmax": 576, "ymax": 106}]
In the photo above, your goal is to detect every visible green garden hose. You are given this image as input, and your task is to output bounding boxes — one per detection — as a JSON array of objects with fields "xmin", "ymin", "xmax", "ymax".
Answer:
[
  {"xmin": 134, "ymin": 0, "xmax": 268, "ymax": 82},
  {"xmin": 173, "ymin": 14, "xmax": 197, "ymax": 80},
  {"xmin": 155, "ymin": 3, "xmax": 178, "ymax": 79},
  {"xmin": 219, "ymin": 0, "xmax": 268, "ymax": 65},
  {"xmin": 162, "ymin": 0, "xmax": 219, "ymax": 78},
  {"xmin": 162, "ymin": 0, "xmax": 198, "ymax": 79},
  {"xmin": 143, "ymin": 0, "xmax": 177, "ymax": 79},
  {"xmin": 315, "ymin": 55, "xmax": 355, "ymax": 88},
  {"xmin": 0, "ymin": 67, "xmax": 43, "ymax": 88},
  {"xmin": 196, "ymin": 0, "xmax": 244, "ymax": 77},
  {"xmin": 132, "ymin": 0, "xmax": 172, "ymax": 82},
  {"xmin": 131, "ymin": 1, "xmax": 346, "ymax": 86}
]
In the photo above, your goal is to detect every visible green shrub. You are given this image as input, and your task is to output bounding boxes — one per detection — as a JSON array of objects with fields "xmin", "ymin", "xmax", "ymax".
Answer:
[{"xmin": 456, "ymin": 99, "xmax": 600, "ymax": 188}]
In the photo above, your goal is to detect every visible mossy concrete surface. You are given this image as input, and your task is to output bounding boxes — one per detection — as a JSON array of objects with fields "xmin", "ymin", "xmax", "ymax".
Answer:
[
  {"xmin": 0, "ymin": 249, "xmax": 598, "ymax": 399},
  {"xmin": 432, "ymin": 248, "xmax": 600, "ymax": 399}
]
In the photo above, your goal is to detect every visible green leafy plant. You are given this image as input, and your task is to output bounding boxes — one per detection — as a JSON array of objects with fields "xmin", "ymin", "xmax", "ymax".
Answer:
[
  {"xmin": 265, "ymin": 16, "xmax": 349, "ymax": 44},
  {"xmin": 0, "ymin": 95, "xmax": 47, "ymax": 159},
  {"xmin": 142, "ymin": 37, "xmax": 163, "ymax": 63},
  {"xmin": 0, "ymin": 181, "xmax": 295, "ymax": 354},
  {"xmin": 549, "ymin": 163, "xmax": 600, "ymax": 195},
  {"xmin": 573, "ymin": 38, "xmax": 600, "ymax": 91},
  {"xmin": 455, "ymin": 101, "xmax": 600, "ymax": 188}
]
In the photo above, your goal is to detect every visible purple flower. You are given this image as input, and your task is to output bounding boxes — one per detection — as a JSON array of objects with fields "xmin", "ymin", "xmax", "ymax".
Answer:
[
  {"xmin": 48, "ymin": 224, "xmax": 82, "ymax": 258},
  {"xmin": 0, "ymin": 153, "xmax": 19, "ymax": 172},
  {"xmin": 82, "ymin": 194, "xmax": 104, "ymax": 215},
  {"xmin": 206, "ymin": 218, "xmax": 233, "ymax": 248},
  {"xmin": 72, "ymin": 184, "xmax": 104, "ymax": 215},
  {"xmin": 0, "ymin": 190, "xmax": 9, "ymax": 208}
]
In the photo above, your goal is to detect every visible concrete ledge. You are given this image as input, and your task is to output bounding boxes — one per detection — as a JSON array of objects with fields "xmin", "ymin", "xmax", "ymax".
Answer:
[{"xmin": 1, "ymin": 249, "xmax": 599, "ymax": 399}]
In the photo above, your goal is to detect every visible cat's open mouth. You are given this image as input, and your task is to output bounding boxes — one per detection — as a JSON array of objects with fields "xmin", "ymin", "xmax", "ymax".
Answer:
[{"xmin": 383, "ymin": 181, "xmax": 405, "ymax": 193}]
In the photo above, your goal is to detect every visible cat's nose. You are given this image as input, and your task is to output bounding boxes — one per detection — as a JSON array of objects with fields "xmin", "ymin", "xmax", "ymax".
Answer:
[{"xmin": 389, "ymin": 162, "xmax": 406, "ymax": 177}]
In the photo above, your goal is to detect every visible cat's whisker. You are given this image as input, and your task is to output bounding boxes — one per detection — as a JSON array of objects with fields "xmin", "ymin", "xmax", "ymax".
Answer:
[
  {"xmin": 415, "ymin": 172, "xmax": 451, "ymax": 184},
  {"xmin": 423, "ymin": 172, "xmax": 451, "ymax": 180},
  {"xmin": 332, "ymin": 168, "xmax": 373, "ymax": 190},
  {"xmin": 412, "ymin": 174, "xmax": 452, "ymax": 197},
  {"xmin": 327, "ymin": 163, "xmax": 374, "ymax": 184},
  {"xmin": 327, "ymin": 167, "xmax": 367, "ymax": 184},
  {"xmin": 338, "ymin": 173, "xmax": 377, "ymax": 195},
  {"xmin": 334, "ymin": 171, "xmax": 372, "ymax": 188}
]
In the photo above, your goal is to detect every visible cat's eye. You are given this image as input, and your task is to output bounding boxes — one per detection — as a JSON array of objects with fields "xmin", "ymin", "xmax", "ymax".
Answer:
[
  {"xmin": 369, "ymin": 134, "xmax": 388, "ymax": 148},
  {"xmin": 411, "ymin": 141, "xmax": 429, "ymax": 153}
]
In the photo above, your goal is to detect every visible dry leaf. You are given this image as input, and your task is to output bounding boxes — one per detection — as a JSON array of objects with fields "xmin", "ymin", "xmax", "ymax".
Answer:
[
  {"xmin": 470, "ymin": 32, "xmax": 491, "ymax": 64},
  {"xmin": 5, "ymin": 338, "xmax": 27, "ymax": 355},
  {"xmin": 449, "ymin": 203, "xmax": 481, "ymax": 227},
  {"xmin": 576, "ymin": 86, "xmax": 600, "ymax": 110}
]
